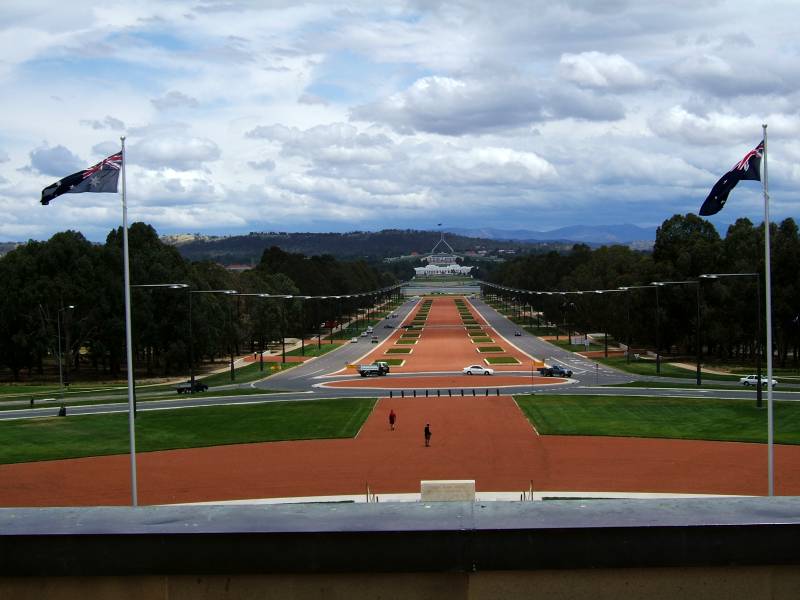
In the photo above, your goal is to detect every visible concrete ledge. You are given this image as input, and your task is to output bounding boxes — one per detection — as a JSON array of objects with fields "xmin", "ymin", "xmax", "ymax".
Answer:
[
  {"xmin": 421, "ymin": 480, "xmax": 476, "ymax": 502},
  {"xmin": 3, "ymin": 497, "xmax": 800, "ymax": 577}
]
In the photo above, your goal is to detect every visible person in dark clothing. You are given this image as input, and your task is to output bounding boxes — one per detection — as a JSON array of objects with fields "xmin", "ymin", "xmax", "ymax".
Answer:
[
  {"xmin": 424, "ymin": 423, "xmax": 431, "ymax": 447},
  {"xmin": 389, "ymin": 409, "xmax": 396, "ymax": 431}
]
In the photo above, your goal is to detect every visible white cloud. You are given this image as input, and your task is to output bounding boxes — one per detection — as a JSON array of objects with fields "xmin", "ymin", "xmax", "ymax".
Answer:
[
  {"xmin": 1, "ymin": 0, "xmax": 800, "ymax": 240},
  {"xmin": 128, "ymin": 137, "xmax": 221, "ymax": 171},
  {"xmin": 151, "ymin": 90, "xmax": 200, "ymax": 111},
  {"xmin": 558, "ymin": 51, "xmax": 649, "ymax": 89},
  {"xmin": 27, "ymin": 145, "xmax": 84, "ymax": 176}
]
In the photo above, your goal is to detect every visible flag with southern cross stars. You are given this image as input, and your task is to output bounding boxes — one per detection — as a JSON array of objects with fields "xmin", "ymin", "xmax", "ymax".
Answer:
[
  {"xmin": 699, "ymin": 140, "xmax": 763, "ymax": 216},
  {"xmin": 40, "ymin": 151, "xmax": 122, "ymax": 205}
]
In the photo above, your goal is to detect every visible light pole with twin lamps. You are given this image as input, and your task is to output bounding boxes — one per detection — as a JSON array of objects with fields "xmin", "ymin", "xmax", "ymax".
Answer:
[
  {"xmin": 56, "ymin": 304, "xmax": 75, "ymax": 401},
  {"xmin": 651, "ymin": 280, "xmax": 701, "ymax": 385},
  {"xmin": 700, "ymin": 272, "xmax": 763, "ymax": 407}
]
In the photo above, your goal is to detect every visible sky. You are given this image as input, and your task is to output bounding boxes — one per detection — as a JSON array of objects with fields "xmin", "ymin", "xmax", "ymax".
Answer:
[{"xmin": 0, "ymin": 0, "xmax": 798, "ymax": 242}]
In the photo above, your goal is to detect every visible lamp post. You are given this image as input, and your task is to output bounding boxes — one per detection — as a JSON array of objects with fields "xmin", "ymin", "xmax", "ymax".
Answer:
[
  {"xmin": 189, "ymin": 289, "xmax": 237, "ymax": 387},
  {"xmin": 56, "ymin": 305, "xmax": 75, "ymax": 401},
  {"xmin": 652, "ymin": 280, "xmax": 701, "ymax": 385},
  {"xmin": 617, "ymin": 285, "xmax": 657, "ymax": 364},
  {"xmin": 130, "ymin": 283, "xmax": 190, "ymax": 414},
  {"xmin": 700, "ymin": 272, "xmax": 763, "ymax": 407}
]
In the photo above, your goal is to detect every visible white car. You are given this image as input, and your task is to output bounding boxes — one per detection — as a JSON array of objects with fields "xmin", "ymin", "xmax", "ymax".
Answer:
[
  {"xmin": 350, "ymin": 337, "xmax": 358, "ymax": 343},
  {"xmin": 463, "ymin": 364, "xmax": 494, "ymax": 376},
  {"xmin": 739, "ymin": 374, "xmax": 778, "ymax": 387}
]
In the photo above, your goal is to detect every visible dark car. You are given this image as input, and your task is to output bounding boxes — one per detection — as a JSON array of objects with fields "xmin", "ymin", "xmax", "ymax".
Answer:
[
  {"xmin": 514, "ymin": 330, "xmax": 522, "ymax": 336},
  {"xmin": 384, "ymin": 324, "xmax": 394, "ymax": 328},
  {"xmin": 538, "ymin": 365, "xmax": 573, "ymax": 378},
  {"xmin": 176, "ymin": 380, "xmax": 208, "ymax": 394}
]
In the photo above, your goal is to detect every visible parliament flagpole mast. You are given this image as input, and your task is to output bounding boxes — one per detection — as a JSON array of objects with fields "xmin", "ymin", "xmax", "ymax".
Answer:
[
  {"xmin": 121, "ymin": 136, "xmax": 138, "ymax": 506},
  {"xmin": 762, "ymin": 124, "xmax": 775, "ymax": 497}
]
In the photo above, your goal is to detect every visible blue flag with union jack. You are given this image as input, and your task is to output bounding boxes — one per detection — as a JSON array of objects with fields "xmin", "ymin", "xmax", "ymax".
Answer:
[
  {"xmin": 699, "ymin": 141, "xmax": 763, "ymax": 216},
  {"xmin": 41, "ymin": 151, "xmax": 122, "ymax": 205}
]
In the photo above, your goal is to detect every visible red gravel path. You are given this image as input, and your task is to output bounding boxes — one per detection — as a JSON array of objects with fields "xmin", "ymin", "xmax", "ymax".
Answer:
[
  {"xmin": 334, "ymin": 297, "xmax": 538, "ymax": 374},
  {"xmin": 2, "ymin": 395, "xmax": 798, "ymax": 507},
  {"xmin": 321, "ymin": 375, "xmax": 564, "ymax": 389}
]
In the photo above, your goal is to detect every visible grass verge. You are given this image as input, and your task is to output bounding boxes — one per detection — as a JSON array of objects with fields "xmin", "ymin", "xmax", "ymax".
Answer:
[
  {"xmin": 0, "ymin": 397, "xmax": 377, "ymax": 464},
  {"xmin": 596, "ymin": 357, "xmax": 739, "ymax": 381},
  {"xmin": 515, "ymin": 394, "xmax": 800, "ymax": 444}
]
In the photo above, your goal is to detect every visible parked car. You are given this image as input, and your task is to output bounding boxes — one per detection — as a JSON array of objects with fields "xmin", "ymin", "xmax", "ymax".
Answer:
[
  {"xmin": 514, "ymin": 330, "xmax": 522, "ymax": 336},
  {"xmin": 371, "ymin": 335, "xmax": 379, "ymax": 343},
  {"xmin": 739, "ymin": 374, "xmax": 778, "ymax": 387},
  {"xmin": 463, "ymin": 364, "xmax": 494, "ymax": 376},
  {"xmin": 176, "ymin": 380, "xmax": 208, "ymax": 394},
  {"xmin": 361, "ymin": 331, "xmax": 368, "ymax": 337},
  {"xmin": 384, "ymin": 324, "xmax": 394, "ymax": 328},
  {"xmin": 350, "ymin": 337, "xmax": 358, "ymax": 343},
  {"xmin": 538, "ymin": 365, "xmax": 573, "ymax": 378}
]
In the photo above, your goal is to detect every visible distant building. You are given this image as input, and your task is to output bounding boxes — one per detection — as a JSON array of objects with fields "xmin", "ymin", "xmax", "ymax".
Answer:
[
  {"xmin": 414, "ymin": 233, "xmax": 473, "ymax": 277},
  {"xmin": 414, "ymin": 263, "xmax": 473, "ymax": 276}
]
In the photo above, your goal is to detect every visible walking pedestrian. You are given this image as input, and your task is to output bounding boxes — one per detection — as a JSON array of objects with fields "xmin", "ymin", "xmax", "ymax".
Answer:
[
  {"xmin": 389, "ymin": 409, "xmax": 396, "ymax": 431},
  {"xmin": 424, "ymin": 423, "xmax": 431, "ymax": 447}
]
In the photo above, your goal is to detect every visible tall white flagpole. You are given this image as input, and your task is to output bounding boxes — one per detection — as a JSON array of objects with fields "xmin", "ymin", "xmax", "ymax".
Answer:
[
  {"xmin": 762, "ymin": 124, "xmax": 774, "ymax": 497},
  {"xmin": 121, "ymin": 136, "xmax": 138, "ymax": 506}
]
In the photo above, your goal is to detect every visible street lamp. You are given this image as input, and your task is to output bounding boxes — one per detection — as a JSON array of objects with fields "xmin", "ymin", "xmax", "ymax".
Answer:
[
  {"xmin": 700, "ymin": 272, "xmax": 763, "ymax": 407},
  {"xmin": 618, "ymin": 285, "xmax": 657, "ymax": 365},
  {"xmin": 130, "ymin": 283, "xmax": 190, "ymax": 414},
  {"xmin": 189, "ymin": 289, "xmax": 237, "ymax": 386},
  {"xmin": 56, "ymin": 304, "xmax": 75, "ymax": 401},
  {"xmin": 651, "ymin": 280, "xmax": 701, "ymax": 385}
]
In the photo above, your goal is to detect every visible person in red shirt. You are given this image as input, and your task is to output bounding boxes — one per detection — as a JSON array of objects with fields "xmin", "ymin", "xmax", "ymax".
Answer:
[{"xmin": 389, "ymin": 409, "xmax": 397, "ymax": 431}]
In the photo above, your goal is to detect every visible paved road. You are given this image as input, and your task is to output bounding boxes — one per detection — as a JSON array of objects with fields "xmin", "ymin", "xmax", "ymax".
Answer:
[{"xmin": 3, "ymin": 291, "xmax": 797, "ymax": 421}]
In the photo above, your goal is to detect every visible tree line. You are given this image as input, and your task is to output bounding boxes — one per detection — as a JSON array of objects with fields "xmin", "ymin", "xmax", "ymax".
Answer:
[
  {"xmin": 487, "ymin": 214, "xmax": 800, "ymax": 368},
  {"xmin": 0, "ymin": 223, "xmax": 398, "ymax": 382}
]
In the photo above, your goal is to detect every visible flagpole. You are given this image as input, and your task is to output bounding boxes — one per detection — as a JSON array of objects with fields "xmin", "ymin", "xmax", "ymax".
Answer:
[
  {"xmin": 121, "ymin": 136, "xmax": 139, "ymax": 506},
  {"xmin": 762, "ymin": 124, "xmax": 774, "ymax": 497}
]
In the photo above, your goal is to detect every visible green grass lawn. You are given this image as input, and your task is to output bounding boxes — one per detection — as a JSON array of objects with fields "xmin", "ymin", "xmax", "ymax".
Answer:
[
  {"xmin": 515, "ymin": 394, "xmax": 800, "ymax": 444},
  {"xmin": 199, "ymin": 362, "xmax": 297, "ymax": 387},
  {"xmin": 395, "ymin": 339, "xmax": 417, "ymax": 345},
  {"xmin": 485, "ymin": 357, "xmax": 521, "ymax": 365},
  {"xmin": 285, "ymin": 343, "xmax": 341, "ymax": 358},
  {"xmin": 477, "ymin": 346, "xmax": 504, "ymax": 353},
  {"xmin": 0, "ymin": 397, "xmax": 377, "ymax": 464},
  {"xmin": 377, "ymin": 359, "xmax": 405, "ymax": 366},
  {"xmin": 596, "ymin": 357, "xmax": 740, "ymax": 381},
  {"xmin": 471, "ymin": 337, "xmax": 494, "ymax": 343},
  {"xmin": 386, "ymin": 347, "xmax": 412, "ymax": 354},
  {"xmin": 549, "ymin": 339, "xmax": 606, "ymax": 352}
]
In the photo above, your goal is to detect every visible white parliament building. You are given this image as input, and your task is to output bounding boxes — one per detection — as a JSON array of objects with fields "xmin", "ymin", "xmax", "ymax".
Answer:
[{"xmin": 413, "ymin": 234, "xmax": 473, "ymax": 277}]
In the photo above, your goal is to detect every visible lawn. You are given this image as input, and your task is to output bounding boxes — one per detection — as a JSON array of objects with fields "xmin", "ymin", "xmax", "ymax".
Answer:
[
  {"xmin": 199, "ymin": 362, "xmax": 296, "ymax": 387},
  {"xmin": 477, "ymin": 346, "xmax": 504, "ymax": 353},
  {"xmin": 485, "ymin": 357, "xmax": 521, "ymax": 365},
  {"xmin": 386, "ymin": 347, "xmax": 412, "ymax": 354},
  {"xmin": 285, "ymin": 343, "xmax": 341, "ymax": 358},
  {"xmin": 515, "ymin": 394, "xmax": 800, "ymax": 444},
  {"xmin": 471, "ymin": 337, "xmax": 494, "ymax": 343},
  {"xmin": 0, "ymin": 397, "xmax": 377, "ymax": 464},
  {"xmin": 596, "ymin": 356, "xmax": 740, "ymax": 381}
]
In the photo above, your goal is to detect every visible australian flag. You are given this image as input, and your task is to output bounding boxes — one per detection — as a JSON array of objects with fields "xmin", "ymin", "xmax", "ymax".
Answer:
[
  {"xmin": 699, "ymin": 141, "xmax": 763, "ymax": 216},
  {"xmin": 41, "ymin": 152, "xmax": 122, "ymax": 205}
]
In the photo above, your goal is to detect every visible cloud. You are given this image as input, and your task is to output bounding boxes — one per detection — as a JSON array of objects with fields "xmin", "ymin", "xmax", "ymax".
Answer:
[
  {"xmin": 351, "ymin": 75, "xmax": 625, "ymax": 135},
  {"xmin": 248, "ymin": 159, "xmax": 276, "ymax": 171},
  {"xmin": 28, "ymin": 145, "xmax": 84, "ymax": 177},
  {"xmin": 80, "ymin": 115, "xmax": 126, "ymax": 130},
  {"xmin": 668, "ymin": 53, "xmax": 787, "ymax": 96},
  {"xmin": 128, "ymin": 137, "xmax": 221, "ymax": 170},
  {"xmin": 151, "ymin": 90, "xmax": 200, "ymax": 110},
  {"xmin": 558, "ymin": 52, "xmax": 649, "ymax": 89}
]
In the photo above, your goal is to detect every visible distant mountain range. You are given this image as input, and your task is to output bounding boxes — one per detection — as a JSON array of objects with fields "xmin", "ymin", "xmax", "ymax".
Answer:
[{"xmin": 444, "ymin": 225, "xmax": 656, "ymax": 247}]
